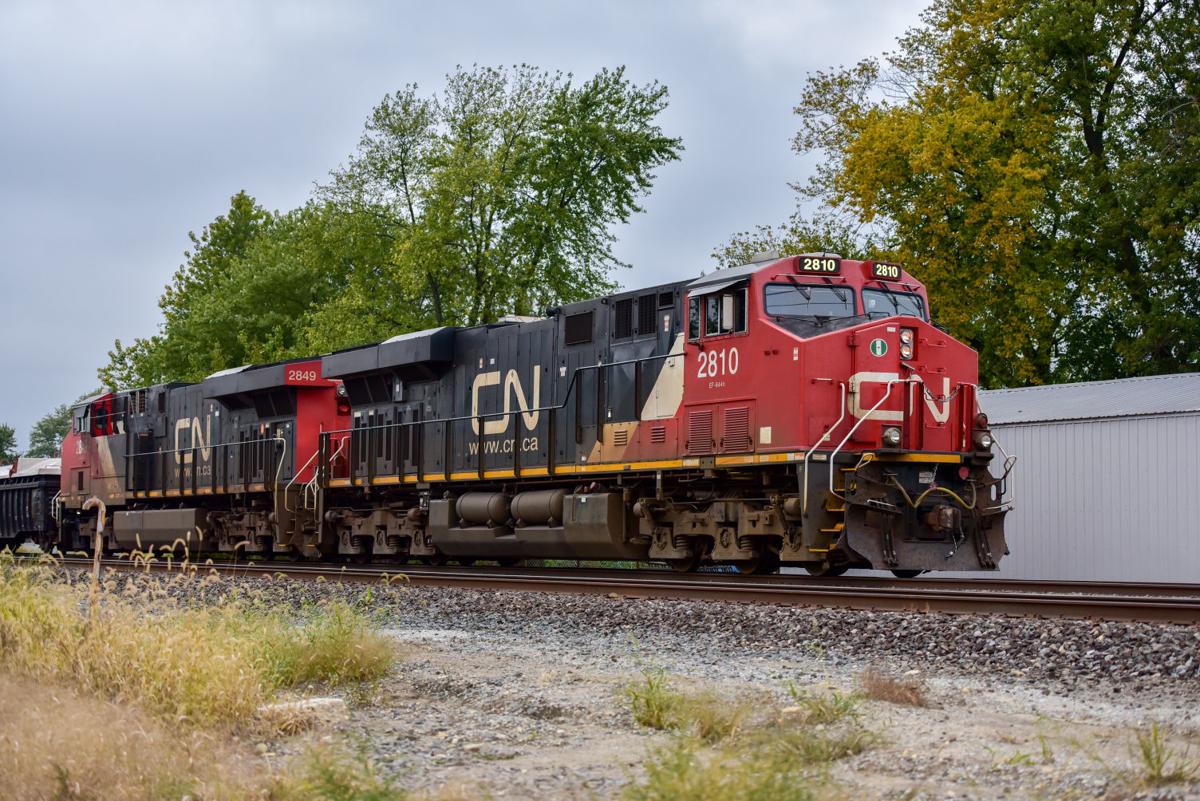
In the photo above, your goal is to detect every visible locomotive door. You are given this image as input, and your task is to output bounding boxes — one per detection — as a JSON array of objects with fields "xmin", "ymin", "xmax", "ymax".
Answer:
[{"xmin": 397, "ymin": 402, "xmax": 421, "ymax": 479}]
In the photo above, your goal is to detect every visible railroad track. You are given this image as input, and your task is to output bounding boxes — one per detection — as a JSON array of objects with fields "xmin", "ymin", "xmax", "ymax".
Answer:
[{"xmin": 56, "ymin": 557, "xmax": 1200, "ymax": 624}]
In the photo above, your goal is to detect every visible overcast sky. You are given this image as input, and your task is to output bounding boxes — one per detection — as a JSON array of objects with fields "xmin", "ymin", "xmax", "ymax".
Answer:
[{"xmin": 0, "ymin": 0, "xmax": 925, "ymax": 446}]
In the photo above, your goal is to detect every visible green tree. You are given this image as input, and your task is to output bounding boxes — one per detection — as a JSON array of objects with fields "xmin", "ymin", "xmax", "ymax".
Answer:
[
  {"xmin": 100, "ymin": 66, "xmax": 683, "ymax": 388},
  {"xmin": 729, "ymin": 0, "xmax": 1200, "ymax": 387},
  {"xmin": 0, "ymin": 424, "xmax": 18, "ymax": 464},
  {"xmin": 26, "ymin": 391, "xmax": 100, "ymax": 458},
  {"xmin": 100, "ymin": 191, "xmax": 274, "ymax": 388},
  {"xmin": 320, "ymin": 64, "xmax": 684, "ymax": 331},
  {"xmin": 712, "ymin": 211, "xmax": 891, "ymax": 268}
]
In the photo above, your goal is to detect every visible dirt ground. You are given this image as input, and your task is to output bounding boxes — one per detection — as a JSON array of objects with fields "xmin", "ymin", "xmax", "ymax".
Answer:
[{"xmin": 321, "ymin": 624, "xmax": 1200, "ymax": 800}]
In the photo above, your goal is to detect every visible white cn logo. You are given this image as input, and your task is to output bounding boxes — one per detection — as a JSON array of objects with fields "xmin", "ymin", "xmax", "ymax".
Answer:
[
  {"xmin": 174, "ymin": 416, "xmax": 212, "ymax": 464},
  {"xmin": 471, "ymin": 365, "xmax": 541, "ymax": 435},
  {"xmin": 847, "ymin": 372, "xmax": 951, "ymax": 424}
]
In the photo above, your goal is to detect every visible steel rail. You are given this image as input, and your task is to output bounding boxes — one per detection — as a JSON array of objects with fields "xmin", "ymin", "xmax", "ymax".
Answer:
[{"xmin": 56, "ymin": 558, "xmax": 1200, "ymax": 624}]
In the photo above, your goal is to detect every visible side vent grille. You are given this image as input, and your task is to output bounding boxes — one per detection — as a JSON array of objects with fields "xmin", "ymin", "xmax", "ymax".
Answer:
[
  {"xmin": 686, "ymin": 410, "xmax": 714, "ymax": 455},
  {"xmin": 650, "ymin": 425, "xmax": 667, "ymax": 444},
  {"xmin": 722, "ymin": 406, "xmax": 752, "ymax": 452},
  {"xmin": 612, "ymin": 428, "xmax": 629, "ymax": 447},
  {"xmin": 564, "ymin": 311, "xmax": 594, "ymax": 345},
  {"xmin": 637, "ymin": 293, "xmax": 658, "ymax": 335}
]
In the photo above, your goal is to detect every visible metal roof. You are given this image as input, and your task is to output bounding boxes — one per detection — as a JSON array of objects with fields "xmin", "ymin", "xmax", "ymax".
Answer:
[
  {"xmin": 686, "ymin": 261, "xmax": 764, "ymax": 290},
  {"xmin": 980, "ymin": 372, "xmax": 1200, "ymax": 425}
]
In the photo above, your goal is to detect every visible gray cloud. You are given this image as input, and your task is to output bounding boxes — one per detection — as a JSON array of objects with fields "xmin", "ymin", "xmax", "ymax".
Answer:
[{"xmin": 0, "ymin": 0, "xmax": 925, "ymax": 445}]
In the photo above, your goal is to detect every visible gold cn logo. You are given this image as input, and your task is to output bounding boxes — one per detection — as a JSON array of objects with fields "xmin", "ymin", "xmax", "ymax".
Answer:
[
  {"xmin": 846, "ymin": 372, "xmax": 951, "ymax": 424},
  {"xmin": 471, "ymin": 366, "xmax": 541, "ymax": 435},
  {"xmin": 174, "ymin": 416, "xmax": 212, "ymax": 464}
]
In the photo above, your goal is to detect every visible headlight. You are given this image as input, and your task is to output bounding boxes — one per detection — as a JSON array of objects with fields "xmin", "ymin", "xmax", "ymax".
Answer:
[
  {"xmin": 899, "ymin": 328, "xmax": 914, "ymax": 345},
  {"xmin": 882, "ymin": 426, "xmax": 902, "ymax": 447},
  {"xmin": 974, "ymin": 431, "xmax": 994, "ymax": 450},
  {"xmin": 900, "ymin": 343, "xmax": 914, "ymax": 359}
]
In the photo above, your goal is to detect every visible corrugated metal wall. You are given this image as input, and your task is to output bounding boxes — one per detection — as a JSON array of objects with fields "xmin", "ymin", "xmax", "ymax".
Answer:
[{"xmin": 981, "ymin": 413, "xmax": 1200, "ymax": 583}]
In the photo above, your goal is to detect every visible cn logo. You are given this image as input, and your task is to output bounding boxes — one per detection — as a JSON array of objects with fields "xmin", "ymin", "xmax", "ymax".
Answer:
[
  {"xmin": 471, "ymin": 365, "xmax": 541, "ymax": 435},
  {"xmin": 174, "ymin": 416, "xmax": 212, "ymax": 464},
  {"xmin": 847, "ymin": 372, "xmax": 951, "ymax": 424}
]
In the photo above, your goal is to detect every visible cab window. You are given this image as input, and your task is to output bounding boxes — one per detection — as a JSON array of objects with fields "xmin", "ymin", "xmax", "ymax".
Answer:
[
  {"xmin": 689, "ymin": 286, "xmax": 746, "ymax": 339},
  {"xmin": 764, "ymin": 283, "xmax": 856, "ymax": 319},
  {"xmin": 862, "ymin": 289, "xmax": 927, "ymax": 320}
]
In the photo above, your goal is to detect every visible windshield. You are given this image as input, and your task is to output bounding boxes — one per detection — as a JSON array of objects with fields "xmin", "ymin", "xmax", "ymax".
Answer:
[
  {"xmin": 764, "ymin": 283, "xmax": 857, "ymax": 320},
  {"xmin": 862, "ymin": 289, "xmax": 927, "ymax": 320}
]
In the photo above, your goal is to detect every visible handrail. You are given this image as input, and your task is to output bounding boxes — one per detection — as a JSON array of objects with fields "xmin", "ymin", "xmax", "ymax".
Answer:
[
  {"xmin": 827, "ymin": 378, "xmax": 907, "ymax": 502},
  {"xmin": 321, "ymin": 350, "xmax": 686, "ymax": 483},
  {"xmin": 284, "ymin": 447, "xmax": 320, "ymax": 513},
  {"xmin": 987, "ymin": 435, "xmax": 1017, "ymax": 512},
  {"xmin": 307, "ymin": 436, "xmax": 346, "ymax": 511},
  {"xmin": 124, "ymin": 435, "xmax": 288, "ymax": 496},
  {"xmin": 323, "ymin": 350, "xmax": 686, "ymax": 438},
  {"xmin": 801, "ymin": 382, "xmax": 846, "ymax": 516}
]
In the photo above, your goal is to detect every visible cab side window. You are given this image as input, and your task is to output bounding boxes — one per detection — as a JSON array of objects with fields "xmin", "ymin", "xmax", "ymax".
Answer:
[{"xmin": 689, "ymin": 286, "xmax": 748, "ymax": 340}]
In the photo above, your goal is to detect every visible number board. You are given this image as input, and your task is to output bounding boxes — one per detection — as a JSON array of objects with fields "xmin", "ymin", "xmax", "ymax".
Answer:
[
  {"xmin": 284, "ymin": 364, "xmax": 325, "ymax": 386},
  {"xmin": 798, "ymin": 256, "xmax": 841, "ymax": 275},
  {"xmin": 870, "ymin": 261, "xmax": 903, "ymax": 281}
]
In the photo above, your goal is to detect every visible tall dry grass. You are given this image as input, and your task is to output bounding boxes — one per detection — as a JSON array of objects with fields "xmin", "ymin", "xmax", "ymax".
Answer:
[
  {"xmin": 0, "ymin": 551, "xmax": 395, "ymax": 727},
  {"xmin": 0, "ymin": 676, "xmax": 263, "ymax": 801}
]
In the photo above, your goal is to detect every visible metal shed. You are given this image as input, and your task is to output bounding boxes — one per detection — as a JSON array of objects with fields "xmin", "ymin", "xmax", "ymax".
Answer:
[{"xmin": 977, "ymin": 373, "xmax": 1200, "ymax": 583}]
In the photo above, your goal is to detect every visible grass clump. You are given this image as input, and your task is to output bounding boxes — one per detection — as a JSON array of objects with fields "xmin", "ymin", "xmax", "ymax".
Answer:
[
  {"xmin": 269, "ymin": 745, "xmax": 408, "ymax": 801},
  {"xmin": 625, "ymin": 668, "xmax": 680, "ymax": 730},
  {"xmin": 0, "ymin": 552, "xmax": 395, "ymax": 728},
  {"xmin": 858, "ymin": 666, "xmax": 929, "ymax": 707},
  {"xmin": 257, "ymin": 599, "xmax": 396, "ymax": 688},
  {"xmin": 785, "ymin": 683, "xmax": 862, "ymax": 725},
  {"xmin": 623, "ymin": 669, "xmax": 750, "ymax": 743},
  {"xmin": 622, "ymin": 737, "xmax": 815, "ymax": 801},
  {"xmin": 1131, "ymin": 722, "xmax": 1197, "ymax": 787},
  {"xmin": 621, "ymin": 673, "xmax": 876, "ymax": 801}
]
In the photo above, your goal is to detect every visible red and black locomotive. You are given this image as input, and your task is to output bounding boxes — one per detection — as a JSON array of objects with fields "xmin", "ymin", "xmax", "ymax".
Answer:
[{"xmin": 10, "ymin": 253, "xmax": 1011, "ymax": 575}]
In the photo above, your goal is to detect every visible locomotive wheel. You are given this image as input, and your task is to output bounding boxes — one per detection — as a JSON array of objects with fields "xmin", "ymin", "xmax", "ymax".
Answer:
[
  {"xmin": 732, "ymin": 550, "xmax": 781, "ymax": 575},
  {"xmin": 424, "ymin": 553, "xmax": 449, "ymax": 566},
  {"xmin": 666, "ymin": 554, "xmax": 701, "ymax": 573},
  {"xmin": 803, "ymin": 562, "xmax": 848, "ymax": 577},
  {"xmin": 496, "ymin": 557, "xmax": 525, "ymax": 568},
  {"xmin": 456, "ymin": 558, "xmax": 477, "ymax": 567},
  {"xmin": 890, "ymin": 569, "xmax": 924, "ymax": 579}
]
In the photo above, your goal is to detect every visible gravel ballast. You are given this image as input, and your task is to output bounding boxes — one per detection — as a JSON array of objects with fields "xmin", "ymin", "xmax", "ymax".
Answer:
[{"xmin": 85, "ymin": 568, "xmax": 1200, "ymax": 799}]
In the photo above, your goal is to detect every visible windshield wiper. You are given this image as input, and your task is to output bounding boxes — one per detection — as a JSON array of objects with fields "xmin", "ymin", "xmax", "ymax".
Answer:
[{"xmin": 773, "ymin": 313, "xmax": 837, "ymax": 328}]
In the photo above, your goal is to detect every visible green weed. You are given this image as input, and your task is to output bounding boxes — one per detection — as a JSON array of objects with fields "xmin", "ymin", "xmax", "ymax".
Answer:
[{"xmin": 1132, "ymin": 722, "xmax": 1197, "ymax": 786}]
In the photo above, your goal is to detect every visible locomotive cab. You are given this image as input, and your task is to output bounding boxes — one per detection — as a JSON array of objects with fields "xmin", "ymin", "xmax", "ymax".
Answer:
[{"xmin": 680, "ymin": 254, "xmax": 1008, "ymax": 575}]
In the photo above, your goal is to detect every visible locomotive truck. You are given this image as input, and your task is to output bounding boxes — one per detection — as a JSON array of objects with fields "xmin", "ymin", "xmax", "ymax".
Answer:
[{"xmin": 16, "ymin": 253, "xmax": 1012, "ymax": 576}]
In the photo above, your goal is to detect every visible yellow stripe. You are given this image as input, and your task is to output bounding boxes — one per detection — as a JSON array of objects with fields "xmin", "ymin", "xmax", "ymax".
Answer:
[
  {"xmin": 870, "ymin": 453, "xmax": 962, "ymax": 464},
  {"xmin": 520, "ymin": 467, "xmax": 550, "ymax": 477},
  {"xmin": 248, "ymin": 483, "xmax": 265, "ymax": 492},
  {"xmin": 197, "ymin": 488, "xmax": 212, "ymax": 495},
  {"xmin": 147, "ymin": 490, "xmax": 162, "ymax": 498},
  {"xmin": 164, "ymin": 489, "xmax": 179, "ymax": 497},
  {"xmin": 328, "ymin": 478, "xmax": 351, "ymax": 487},
  {"xmin": 371, "ymin": 476, "xmax": 402, "ymax": 485},
  {"xmin": 715, "ymin": 453, "xmax": 797, "ymax": 467}
]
